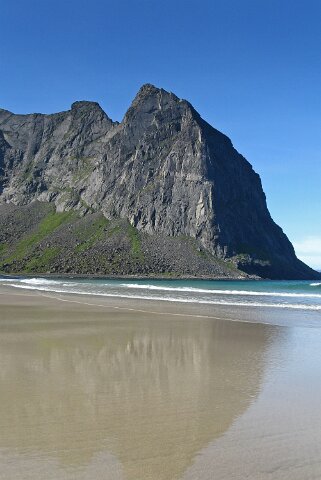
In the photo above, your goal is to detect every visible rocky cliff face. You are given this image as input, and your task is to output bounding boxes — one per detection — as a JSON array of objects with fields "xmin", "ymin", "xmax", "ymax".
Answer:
[{"xmin": 0, "ymin": 84, "xmax": 319, "ymax": 279}]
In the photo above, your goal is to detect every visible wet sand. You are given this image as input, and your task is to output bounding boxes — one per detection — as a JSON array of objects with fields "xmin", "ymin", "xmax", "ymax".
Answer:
[{"xmin": 0, "ymin": 285, "xmax": 321, "ymax": 479}]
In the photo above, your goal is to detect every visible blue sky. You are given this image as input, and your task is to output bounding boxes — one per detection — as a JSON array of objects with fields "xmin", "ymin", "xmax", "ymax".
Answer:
[{"xmin": 1, "ymin": 0, "xmax": 320, "ymax": 268}]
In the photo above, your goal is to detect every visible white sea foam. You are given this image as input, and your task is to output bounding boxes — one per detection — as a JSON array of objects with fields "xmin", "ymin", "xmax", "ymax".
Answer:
[
  {"xmin": 310, "ymin": 282, "xmax": 321, "ymax": 287},
  {"xmin": 119, "ymin": 283, "xmax": 321, "ymax": 298},
  {"xmin": 5, "ymin": 282, "xmax": 321, "ymax": 311},
  {"xmin": 20, "ymin": 278, "xmax": 62, "ymax": 286}
]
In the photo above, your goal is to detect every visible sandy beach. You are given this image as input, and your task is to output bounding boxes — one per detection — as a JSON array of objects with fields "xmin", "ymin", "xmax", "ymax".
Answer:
[{"xmin": 1, "ymin": 284, "xmax": 321, "ymax": 479}]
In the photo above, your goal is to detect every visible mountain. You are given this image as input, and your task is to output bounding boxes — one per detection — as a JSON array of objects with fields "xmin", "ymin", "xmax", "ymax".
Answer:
[{"xmin": 0, "ymin": 84, "xmax": 319, "ymax": 279}]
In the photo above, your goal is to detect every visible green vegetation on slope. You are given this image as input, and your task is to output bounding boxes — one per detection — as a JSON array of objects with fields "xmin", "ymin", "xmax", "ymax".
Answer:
[
  {"xmin": 25, "ymin": 247, "xmax": 61, "ymax": 272},
  {"xmin": 0, "ymin": 202, "xmax": 247, "ymax": 277},
  {"xmin": 1, "ymin": 209, "xmax": 74, "ymax": 265},
  {"xmin": 127, "ymin": 222, "xmax": 144, "ymax": 260},
  {"xmin": 75, "ymin": 216, "xmax": 109, "ymax": 252}
]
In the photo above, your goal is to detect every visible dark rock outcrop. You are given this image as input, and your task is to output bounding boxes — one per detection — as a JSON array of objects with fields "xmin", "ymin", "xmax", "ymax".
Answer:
[{"xmin": 0, "ymin": 84, "xmax": 319, "ymax": 279}]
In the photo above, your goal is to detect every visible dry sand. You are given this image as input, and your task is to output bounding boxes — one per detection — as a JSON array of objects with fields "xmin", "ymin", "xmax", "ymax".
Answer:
[{"xmin": 0, "ymin": 285, "xmax": 321, "ymax": 479}]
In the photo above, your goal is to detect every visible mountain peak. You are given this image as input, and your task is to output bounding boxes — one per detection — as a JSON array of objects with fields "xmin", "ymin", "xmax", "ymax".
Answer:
[
  {"xmin": 70, "ymin": 100, "xmax": 114, "ymax": 127},
  {"xmin": 137, "ymin": 83, "xmax": 160, "ymax": 95},
  {"xmin": 133, "ymin": 83, "xmax": 181, "ymax": 105},
  {"xmin": 71, "ymin": 100, "xmax": 103, "ymax": 111},
  {"xmin": 123, "ymin": 84, "xmax": 192, "ymax": 128}
]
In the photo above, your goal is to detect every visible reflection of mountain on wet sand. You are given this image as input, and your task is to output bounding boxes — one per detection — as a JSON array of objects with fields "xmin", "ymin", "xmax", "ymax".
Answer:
[{"xmin": 0, "ymin": 304, "xmax": 276, "ymax": 480}]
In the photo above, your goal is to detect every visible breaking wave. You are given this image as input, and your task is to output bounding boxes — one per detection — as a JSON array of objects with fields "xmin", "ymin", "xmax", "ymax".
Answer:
[{"xmin": 119, "ymin": 283, "xmax": 321, "ymax": 298}]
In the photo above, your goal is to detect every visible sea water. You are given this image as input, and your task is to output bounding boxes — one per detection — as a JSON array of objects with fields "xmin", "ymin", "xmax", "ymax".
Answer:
[{"xmin": 1, "ymin": 276, "xmax": 320, "ymax": 311}]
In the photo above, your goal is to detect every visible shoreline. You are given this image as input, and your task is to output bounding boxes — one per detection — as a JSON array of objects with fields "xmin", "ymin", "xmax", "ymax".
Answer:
[{"xmin": 1, "ymin": 283, "xmax": 320, "ymax": 329}]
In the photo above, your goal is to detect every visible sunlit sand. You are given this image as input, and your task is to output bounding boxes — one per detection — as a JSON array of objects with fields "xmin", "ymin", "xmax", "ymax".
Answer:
[{"xmin": 0, "ymin": 286, "xmax": 321, "ymax": 479}]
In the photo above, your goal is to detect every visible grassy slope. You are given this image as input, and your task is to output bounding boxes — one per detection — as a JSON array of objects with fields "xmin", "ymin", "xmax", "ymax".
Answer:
[{"xmin": 0, "ymin": 203, "xmax": 244, "ymax": 278}]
